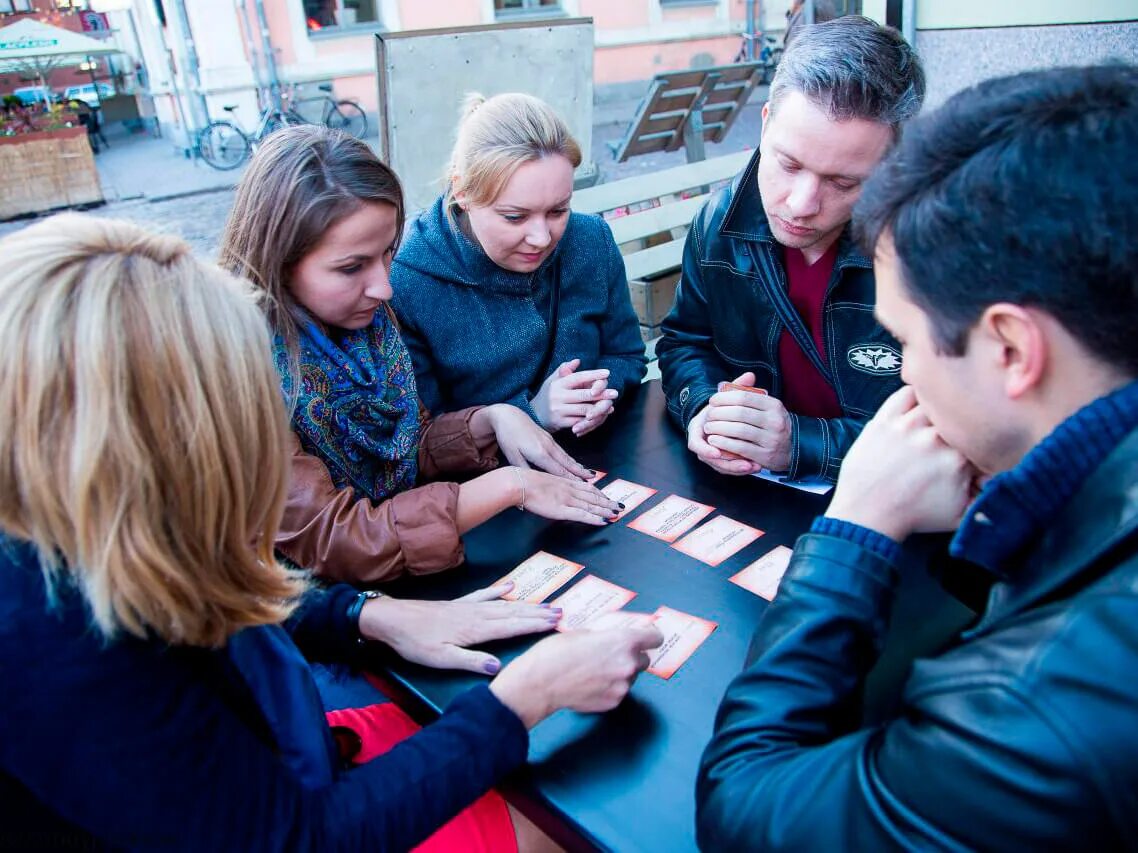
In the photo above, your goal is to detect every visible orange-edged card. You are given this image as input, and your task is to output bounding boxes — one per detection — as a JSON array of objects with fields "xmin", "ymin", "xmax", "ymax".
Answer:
[
  {"xmin": 627, "ymin": 494, "xmax": 715, "ymax": 543},
  {"xmin": 647, "ymin": 606, "xmax": 718, "ymax": 679},
  {"xmin": 496, "ymin": 551, "xmax": 585, "ymax": 603},
  {"xmin": 729, "ymin": 545, "xmax": 793, "ymax": 601},
  {"xmin": 601, "ymin": 478, "xmax": 658, "ymax": 521},
  {"xmin": 551, "ymin": 575, "xmax": 637, "ymax": 632},
  {"xmin": 672, "ymin": 515, "xmax": 764, "ymax": 566},
  {"xmin": 585, "ymin": 469, "xmax": 607, "ymax": 484}
]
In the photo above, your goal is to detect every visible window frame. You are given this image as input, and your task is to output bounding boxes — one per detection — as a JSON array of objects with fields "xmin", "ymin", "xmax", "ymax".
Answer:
[
  {"xmin": 302, "ymin": 0, "xmax": 384, "ymax": 39},
  {"xmin": 494, "ymin": 0, "xmax": 565, "ymax": 21}
]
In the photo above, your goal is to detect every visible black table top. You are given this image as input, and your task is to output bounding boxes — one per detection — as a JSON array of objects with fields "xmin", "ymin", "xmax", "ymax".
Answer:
[{"xmin": 379, "ymin": 381, "xmax": 974, "ymax": 852}]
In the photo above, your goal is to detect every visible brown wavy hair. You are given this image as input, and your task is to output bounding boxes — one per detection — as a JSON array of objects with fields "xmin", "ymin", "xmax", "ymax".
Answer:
[{"xmin": 0, "ymin": 214, "xmax": 305, "ymax": 647}]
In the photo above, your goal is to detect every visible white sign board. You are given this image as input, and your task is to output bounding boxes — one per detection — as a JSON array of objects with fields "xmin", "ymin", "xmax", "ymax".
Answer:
[{"xmin": 376, "ymin": 18, "xmax": 595, "ymax": 213}]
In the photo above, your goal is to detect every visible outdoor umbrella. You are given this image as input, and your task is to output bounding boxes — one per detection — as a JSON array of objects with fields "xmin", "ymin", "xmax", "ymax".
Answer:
[{"xmin": 0, "ymin": 18, "xmax": 125, "ymax": 105}]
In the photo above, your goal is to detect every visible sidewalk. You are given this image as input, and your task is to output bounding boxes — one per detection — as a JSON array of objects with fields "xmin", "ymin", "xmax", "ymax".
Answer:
[{"xmin": 93, "ymin": 127, "xmax": 247, "ymax": 203}]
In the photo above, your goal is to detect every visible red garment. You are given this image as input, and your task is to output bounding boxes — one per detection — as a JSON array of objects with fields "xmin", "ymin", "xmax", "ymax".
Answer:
[
  {"xmin": 325, "ymin": 701, "xmax": 518, "ymax": 853},
  {"xmin": 776, "ymin": 244, "xmax": 843, "ymax": 419}
]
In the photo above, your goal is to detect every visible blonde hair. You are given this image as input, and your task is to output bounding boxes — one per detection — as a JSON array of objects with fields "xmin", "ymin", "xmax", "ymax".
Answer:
[
  {"xmin": 444, "ymin": 92, "xmax": 582, "ymax": 225},
  {"xmin": 0, "ymin": 214, "xmax": 305, "ymax": 647},
  {"xmin": 219, "ymin": 125, "xmax": 405, "ymax": 394}
]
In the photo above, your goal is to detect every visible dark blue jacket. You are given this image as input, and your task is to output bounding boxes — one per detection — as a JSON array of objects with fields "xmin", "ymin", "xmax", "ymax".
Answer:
[
  {"xmin": 391, "ymin": 196, "xmax": 646, "ymax": 420},
  {"xmin": 0, "ymin": 536, "xmax": 527, "ymax": 851},
  {"xmin": 656, "ymin": 149, "xmax": 902, "ymax": 481},
  {"xmin": 697, "ymin": 383, "xmax": 1138, "ymax": 850}
]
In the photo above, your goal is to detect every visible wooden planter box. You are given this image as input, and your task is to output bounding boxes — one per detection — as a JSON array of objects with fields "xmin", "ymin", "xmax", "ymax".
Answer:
[{"xmin": 0, "ymin": 125, "xmax": 103, "ymax": 220}]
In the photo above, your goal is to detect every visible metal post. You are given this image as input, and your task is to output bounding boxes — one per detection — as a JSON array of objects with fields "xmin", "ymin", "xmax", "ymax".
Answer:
[
  {"xmin": 168, "ymin": 0, "xmax": 208, "ymax": 137},
  {"xmin": 252, "ymin": 0, "xmax": 282, "ymax": 111},
  {"xmin": 744, "ymin": 0, "xmax": 755, "ymax": 61},
  {"xmin": 901, "ymin": 0, "xmax": 917, "ymax": 47},
  {"xmin": 236, "ymin": 0, "xmax": 264, "ymax": 93},
  {"xmin": 804, "ymin": 0, "xmax": 816, "ymax": 26}
]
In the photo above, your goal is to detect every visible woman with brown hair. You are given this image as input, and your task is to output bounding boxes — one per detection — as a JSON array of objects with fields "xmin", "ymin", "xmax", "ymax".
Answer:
[
  {"xmin": 219, "ymin": 125, "xmax": 622, "ymax": 585},
  {"xmin": 0, "ymin": 214, "xmax": 661, "ymax": 850}
]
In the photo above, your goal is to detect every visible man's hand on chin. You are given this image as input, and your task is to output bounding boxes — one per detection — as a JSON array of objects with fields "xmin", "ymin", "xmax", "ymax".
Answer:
[{"xmin": 824, "ymin": 386, "xmax": 977, "ymax": 542}]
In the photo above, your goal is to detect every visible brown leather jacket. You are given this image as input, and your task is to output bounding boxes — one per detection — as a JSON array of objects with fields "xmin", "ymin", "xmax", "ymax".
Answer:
[{"xmin": 275, "ymin": 406, "xmax": 499, "ymax": 584}]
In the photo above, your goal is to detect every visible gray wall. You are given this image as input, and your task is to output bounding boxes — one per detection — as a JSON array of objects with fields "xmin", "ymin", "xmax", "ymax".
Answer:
[
  {"xmin": 917, "ymin": 20, "xmax": 1138, "ymax": 109},
  {"xmin": 376, "ymin": 20, "xmax": 595, "ymax": 212}
]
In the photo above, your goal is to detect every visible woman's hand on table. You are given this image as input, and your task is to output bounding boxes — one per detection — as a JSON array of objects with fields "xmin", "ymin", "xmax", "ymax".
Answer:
[
  {"xmin": 480, "ymin": 402, "xmax": 592, "ymax": 480},
  {"xmin": 516, "ymin": 467, "xmax": 620, "ymax": 525},
  {"xmin": 357, "ymin": 582, "xmax": 561, "ymax": 674},
  {"xmin": 490, "ymin": 611, "xmax": 663, "ymax": 728},
  {"xmin": 532, "ymin": 359, "xmax": 620, "ymax": 433}
]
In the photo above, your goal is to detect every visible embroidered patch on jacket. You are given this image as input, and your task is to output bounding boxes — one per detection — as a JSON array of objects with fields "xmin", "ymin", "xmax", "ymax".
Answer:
[{"xmin": 847, "ymin": 344, "xmax": 902, "ymax": 375}]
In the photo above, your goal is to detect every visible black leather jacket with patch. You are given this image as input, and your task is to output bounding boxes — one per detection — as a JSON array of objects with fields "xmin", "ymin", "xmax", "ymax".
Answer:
[{"xmin": 656, "ymin": 149, "xmax": 902, "ymax": 482}]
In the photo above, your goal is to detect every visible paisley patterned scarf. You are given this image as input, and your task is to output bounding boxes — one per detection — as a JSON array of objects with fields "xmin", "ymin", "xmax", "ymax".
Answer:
[{"xmin": 276, "ymin": 306, "xmax": 421, "ymax": 503}]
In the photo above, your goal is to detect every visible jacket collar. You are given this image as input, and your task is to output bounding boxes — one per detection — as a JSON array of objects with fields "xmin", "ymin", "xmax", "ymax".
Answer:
[
  {"xmin": 718, "ymin": 147, "xmax": 872, "ymax": 271},
  {"xmin": 405, "ymin": 196, "xmax": 562, "ymax": 297},
  {"xmin": 960, "ymin": 382, "xmax": 1138, "ymax": 633}
]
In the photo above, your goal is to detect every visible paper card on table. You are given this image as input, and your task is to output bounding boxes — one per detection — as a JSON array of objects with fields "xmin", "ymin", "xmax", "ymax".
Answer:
[
  {"xmin": 751, "ymin": 468, "xmax": 833, "ymax": 495},
  {"xmin": 601, "ymin": 478, "xmax": 658, "ymax": 521},
  {"xmin": 496, "ymin": 551, "xmax": 585, "ymax": 603},
  {"xmin": 551, "ymin": 574, "xmax": 637, "ymax": 631},
  {"xmin": 586, "ymin": 469, "xmax": 607, "ymax": 485},
  {"xmin": 672, "ymin": 515, "xmax": 764, "ymax": 566},
  {"xmin": 647, "ymin": 606, "xmax": 718, "ymax": 679},
  {"xmin": 730, "ymin": 545, "xmax": 793, "ymax": 601},
  {"xmin": 627, "ymin": 494, "xmax": 715, "ymax": 542}
]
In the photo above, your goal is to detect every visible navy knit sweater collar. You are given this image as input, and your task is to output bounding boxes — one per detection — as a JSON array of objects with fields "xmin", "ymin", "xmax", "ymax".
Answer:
[
  {"xmin": 400, "ymin": 195, "xmax": 562, "ymax": 296},
  {"xmin": 951, "ymin": 380, "xmax": 1138, "ymax": 576}
]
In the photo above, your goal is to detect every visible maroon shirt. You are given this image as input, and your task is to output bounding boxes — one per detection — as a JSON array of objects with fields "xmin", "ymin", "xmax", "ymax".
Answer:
[{"xmin": 776, "ymin": 244, "xmax": 843, "ymax": 419}]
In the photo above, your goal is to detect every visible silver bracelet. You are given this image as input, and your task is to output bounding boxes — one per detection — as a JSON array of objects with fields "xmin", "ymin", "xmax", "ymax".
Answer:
[{"xmin": 512, "ymin": 466, "xmax": 526, "ymax": 511}]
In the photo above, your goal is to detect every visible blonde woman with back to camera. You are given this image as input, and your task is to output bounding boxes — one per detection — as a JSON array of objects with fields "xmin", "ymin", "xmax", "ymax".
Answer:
[
  {"xmin": 0, "ymin": 214, "xmax": 661, "ymax": 851},
  {"xmin": 391, "ymin": 92, "xmax": 647, "ymax": 437}
]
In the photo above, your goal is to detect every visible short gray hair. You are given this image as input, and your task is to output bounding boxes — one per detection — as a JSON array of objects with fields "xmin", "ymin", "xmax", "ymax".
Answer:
[{"xmin": 769, "ymin": 15, "xmax": 926, "ymax": 134}]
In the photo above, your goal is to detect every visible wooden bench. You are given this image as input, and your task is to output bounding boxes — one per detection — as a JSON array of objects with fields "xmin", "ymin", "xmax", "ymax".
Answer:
[{"xmin": 572, "ymin": 150, "xmax": 752, "ymax": 363}]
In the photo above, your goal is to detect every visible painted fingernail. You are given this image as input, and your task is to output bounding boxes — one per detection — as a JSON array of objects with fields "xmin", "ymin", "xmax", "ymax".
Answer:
[
  {"xmin": 483, "ymin": 660, "xmax": 501, "ymax": 675},
  {"xmin": 618, "ymin": 502, "xmax": 626, "ymax": 509},
  {"xmin": 588, "ymin": 469, "xmax": 597, "ymax": 475}
]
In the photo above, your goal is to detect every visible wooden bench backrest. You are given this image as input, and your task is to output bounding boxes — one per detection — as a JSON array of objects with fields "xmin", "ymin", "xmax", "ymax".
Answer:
[
  {"xmin": 571, "ymin": 150, "xmax": 752, "ymax": 351},
  {"xmin": 573, "ymin": 150, "xmax": 751, "ymax": 284}
]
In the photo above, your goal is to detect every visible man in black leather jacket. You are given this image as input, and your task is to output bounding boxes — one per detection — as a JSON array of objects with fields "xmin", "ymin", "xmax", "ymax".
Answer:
[
  {"xmin": 697, "ymin": 65, "xmax": 1138, "ymax": 850},
  {"xmin": 657, "ymin": 16, "xmax": 925, "ymax": 483}
]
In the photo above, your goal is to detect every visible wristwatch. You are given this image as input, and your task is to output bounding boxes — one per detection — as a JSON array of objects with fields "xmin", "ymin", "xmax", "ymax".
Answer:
[{"xmin": 346, "ymin": 589, "xmax": 386, "ymax": 645}]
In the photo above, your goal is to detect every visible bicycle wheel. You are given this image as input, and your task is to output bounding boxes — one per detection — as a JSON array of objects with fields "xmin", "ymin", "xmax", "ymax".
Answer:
[
  {"xmin": 325, "ymin": 100, "xmax": 367, "ymax": 139},
  {"xmin": 263, "ymin": 109, "xmax": 308, "ymax": 136},
  {"xmin": 198, "ymin": 121, "xmax": 251, "ymax": 170}
]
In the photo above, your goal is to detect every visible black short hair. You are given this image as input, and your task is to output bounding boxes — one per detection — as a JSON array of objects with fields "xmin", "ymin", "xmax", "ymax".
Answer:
[{"xmin": 855, "ymin": 64, "xmax": 1138, "ymax": 377}]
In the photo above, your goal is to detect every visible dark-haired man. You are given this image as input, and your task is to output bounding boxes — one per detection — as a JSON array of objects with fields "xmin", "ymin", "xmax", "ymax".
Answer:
[
  {"xmin": 657, "ymin": 15, "xmax": 925, "ymax": 483},
  {"xmin": 698, "ymin": 64, "xmax": 1138, "ymax": 849}
]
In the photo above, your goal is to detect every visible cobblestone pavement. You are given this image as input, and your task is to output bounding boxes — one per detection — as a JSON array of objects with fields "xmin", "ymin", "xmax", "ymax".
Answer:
[{"xmin": 0, "ymin": 91, "xmax": 765, "ymax": 259}]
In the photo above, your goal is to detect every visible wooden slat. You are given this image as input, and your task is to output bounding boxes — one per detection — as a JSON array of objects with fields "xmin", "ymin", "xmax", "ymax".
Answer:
[
  {"xmin": 607, "ymin": 193, "xmax": 708, "ymax": 245},
  {"xmin": 623, "ymin": 239, "xmax": 686, "ymax": 282},
  {"xmin": 574, "ymin": 150, "xmax": 751, "ymax": 215}
]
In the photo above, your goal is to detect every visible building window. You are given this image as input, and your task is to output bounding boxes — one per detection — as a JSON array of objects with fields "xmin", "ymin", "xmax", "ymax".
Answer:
[
  {"xmin": 0, "ymin": 0, "xmax": 34, "ymax": 12},
  {"xmin": 495, "ymin": 0, "xmax": 561, "ymax": 19},
  {"xmin": 304, "ymin": 0, "xmax": 380, "ymax": 32}
]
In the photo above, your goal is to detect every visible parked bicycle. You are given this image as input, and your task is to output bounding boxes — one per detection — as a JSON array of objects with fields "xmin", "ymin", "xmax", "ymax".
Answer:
[
  {"xmin": 197, "ymin": 98, "xmax": 306, "ymax": 171},
  {"xmin": 734, "ymin": 31, "xmax": 783, "ymax": 84},
  {"xmin": 286, "ymin": 83, "xmax": 367, "ymax": 139}
]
